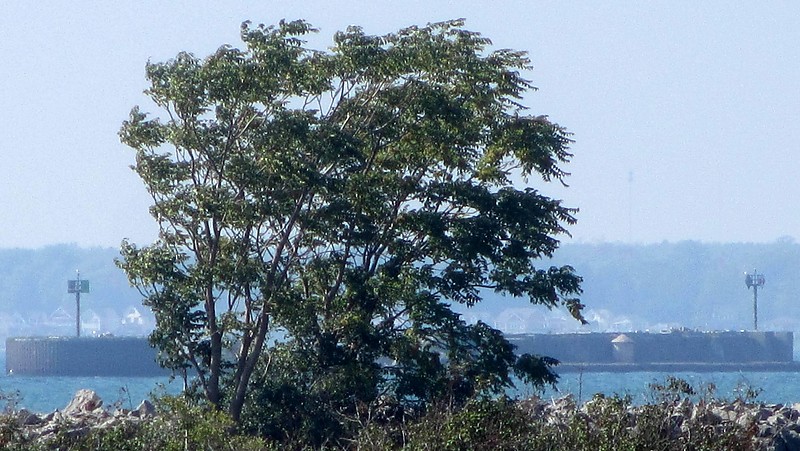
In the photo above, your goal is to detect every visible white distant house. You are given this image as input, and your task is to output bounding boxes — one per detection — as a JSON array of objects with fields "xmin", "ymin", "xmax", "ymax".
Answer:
[
  {"xmin": 117, "ymin": 306, "xmax": 155, "ymax": 336},
  {"xmin": 48, "ymin": 307, "xmax": 73, "ymax": 327},
  {"xmin": 80, "ymin": 309, "xmax": 102, "ymax": 335},
  {"xmin": 493, "ymin": 308, "xmax": 552, "ymax": 333},
  {"xmin": 462, "ymin": 310, "xmax": 494, "ymax": 326},
  {"xmin": 122, "ymin": 307, "xmax": 144, "ymax": 325}
]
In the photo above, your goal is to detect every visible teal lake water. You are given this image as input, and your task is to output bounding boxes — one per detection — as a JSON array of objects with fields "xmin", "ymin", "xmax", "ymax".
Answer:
[
  {"xmin": 533, "ymin": 370, "xmax": 800, "ymax": 406},
  {"xmin": 0, "ymin": 354, "xmax": 181, "ymax": 413},
  {"xmin": 2, "ymin": 351, "xmax": 800, "ymax": 413}
]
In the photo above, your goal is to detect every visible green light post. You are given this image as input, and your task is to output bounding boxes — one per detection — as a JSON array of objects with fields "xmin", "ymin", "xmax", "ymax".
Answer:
[
  {"xmin": 744, "ymin": 269, "xmax": 765, "ymax": 331},
  {"xmin": 67, "ymin": 271, "xmax": 90, "ymax": 337}
]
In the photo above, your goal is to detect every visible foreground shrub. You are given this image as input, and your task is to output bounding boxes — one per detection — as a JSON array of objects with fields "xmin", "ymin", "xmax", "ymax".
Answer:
[
  {"xmin": 0, "ymin": 378, "xmax": 772, "ymax": 450},
  {"xmin": 401, "ymin": 397, "xmax": 541, "ymax": 450},
  {"xmin": 352, "ymin": 378, "xmax": 759, "ymax": 451}
]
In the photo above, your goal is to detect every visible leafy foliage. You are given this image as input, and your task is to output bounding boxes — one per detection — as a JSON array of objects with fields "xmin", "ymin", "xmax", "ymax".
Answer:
[
  {"xmin": 118, "ymin": 18, "xmax": 583, "ymax": 441},
  {"xmin": 0, "ymin": 380, "xmax": 762, "ymax": 450},
  {"xmin": 357, "ymin": 385, "xmax": 756, "ymax": 451}
]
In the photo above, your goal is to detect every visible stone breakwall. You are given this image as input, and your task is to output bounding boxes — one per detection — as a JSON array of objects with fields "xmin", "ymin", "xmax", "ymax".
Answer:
[
  {"xmin": 3, "ymin": 389, "xmax": 156, "ymax": 446},
  {"xmin": 526, "ymin": 394, "xmax": 800, "ymax": 451},
  {"xmin": 10, "ymin": 390, "xmax": 800, "ymax": 449},
  {"xmin": 507, "ymin": 331, "xmax": 795, "ymax": 366},
  {"xmin": 6, "ymin": 336, "xmax": 166, "ymax": 376}
]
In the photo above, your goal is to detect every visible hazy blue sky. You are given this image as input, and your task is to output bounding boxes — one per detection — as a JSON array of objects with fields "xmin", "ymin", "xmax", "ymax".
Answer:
[{"xmin": 2, "ymin": 1, "xmax": 798, "ymax": 248}]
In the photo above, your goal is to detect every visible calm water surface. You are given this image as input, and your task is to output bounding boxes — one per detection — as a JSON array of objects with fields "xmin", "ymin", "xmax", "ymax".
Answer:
[
  {"xmin": 0, "ymin": 354, "xmax": 181, "ymax": 413},
  {"xmin": 2, "ymin": 353, "xmax": 800, "ymax": 413},
  {"xmin": 530, "ymin": 371, "xmax": 800, "ymax": 406}
]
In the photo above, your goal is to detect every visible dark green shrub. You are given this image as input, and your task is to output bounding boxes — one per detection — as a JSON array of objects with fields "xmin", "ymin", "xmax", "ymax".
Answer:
[{"xmin": 402, "ymin": 397, "xmax": 543, "ymax": 450}]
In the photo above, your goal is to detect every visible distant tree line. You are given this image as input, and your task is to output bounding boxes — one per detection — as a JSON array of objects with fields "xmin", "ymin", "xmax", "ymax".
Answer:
[
  {"xmin": 0, "ymin": 245, "xmax": 149, "ymax": 338},
  {"xmin": 548, "ymin": 239, "xmax": 800, "ymax": 332},
  {"xmin": 0, "ymin": 240, "xmax": 796, "ymax": 338}
]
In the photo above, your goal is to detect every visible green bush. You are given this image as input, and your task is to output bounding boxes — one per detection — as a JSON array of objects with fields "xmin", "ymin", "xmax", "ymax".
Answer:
[
  {"xmin": 353, "ymin": 379, "xmax": 758, "ymax": 451},
  {"xmin": 398, "ymin": 397, "xmax": 549, "ymax": 451},
  {"xmin": 0, "ymin": 378, "xmax": 764, "ymax": 450}
]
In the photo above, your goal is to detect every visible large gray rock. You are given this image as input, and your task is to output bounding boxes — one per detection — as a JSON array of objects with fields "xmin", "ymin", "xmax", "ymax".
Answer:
[
  {"xmin": 63, "ymin": 389, "xmax": 103, "ymax": 416},
  {"xmin": 16, "ymin": 408, "xmax": 41, "ymax": 426},
  {"xmin": 135, "ymin": 399, "xmax": 156, "ymax": 418}
]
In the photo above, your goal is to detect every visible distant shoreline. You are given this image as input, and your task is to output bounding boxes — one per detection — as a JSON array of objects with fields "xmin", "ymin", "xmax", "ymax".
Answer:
[{"xmin": 555, "ymin": 361, "xmax": 800, "ymax": 373}]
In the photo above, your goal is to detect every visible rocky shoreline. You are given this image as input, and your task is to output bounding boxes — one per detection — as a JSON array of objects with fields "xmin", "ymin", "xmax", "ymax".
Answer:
[
  {"xmin": 525, "ymin": 394, "xmax": 800, "ymax": 451},
  {"xmin": 3, "ymin": 389, "xmax": 156, "ymax": 447},
  {"xmin": 9, "ymin": 389, "xmax": 800, "ymax": 449}
]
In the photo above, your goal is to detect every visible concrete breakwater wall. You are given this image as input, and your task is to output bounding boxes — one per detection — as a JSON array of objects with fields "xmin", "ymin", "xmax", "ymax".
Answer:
[
  {"xmin": 7, "ymin": 332, "xmax": 793, "ymax": 376},
  {"xmin": 6, "ymin": 336, "xmax": 166, "ymax": 376},
  {"xmin": 507, "ymin": 331, "xmax": 794, "ymax": 371}
]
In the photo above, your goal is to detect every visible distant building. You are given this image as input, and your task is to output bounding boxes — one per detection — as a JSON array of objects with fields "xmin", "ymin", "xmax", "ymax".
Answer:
[
  {"xmin": 122, "ymin": 307, "xmax": 144, "ymax": 326},
  {"xmin": 493, "ymin": 308, "xmax": 554, "ymax": 333}
]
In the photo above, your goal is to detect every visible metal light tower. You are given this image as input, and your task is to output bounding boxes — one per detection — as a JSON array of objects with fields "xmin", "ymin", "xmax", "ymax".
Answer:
[
  {"xmin": 744, "ymin": 269, "xmax": 765, "ymax": 331},
  {"xmin": 67, "ymin": 271, "xmax": 90, "ymax": 337}
]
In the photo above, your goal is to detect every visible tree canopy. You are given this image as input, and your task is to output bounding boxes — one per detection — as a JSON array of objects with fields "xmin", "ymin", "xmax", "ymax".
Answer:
[{"xmin": 118, "ymin": 18, "xmax": 583, "ymax": 444}]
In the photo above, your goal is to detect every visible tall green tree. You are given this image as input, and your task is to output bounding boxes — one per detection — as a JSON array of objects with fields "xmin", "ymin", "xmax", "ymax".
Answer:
[{"xmin": 118, "ymin": 18, "xmax": 584, "ymax": 431}]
